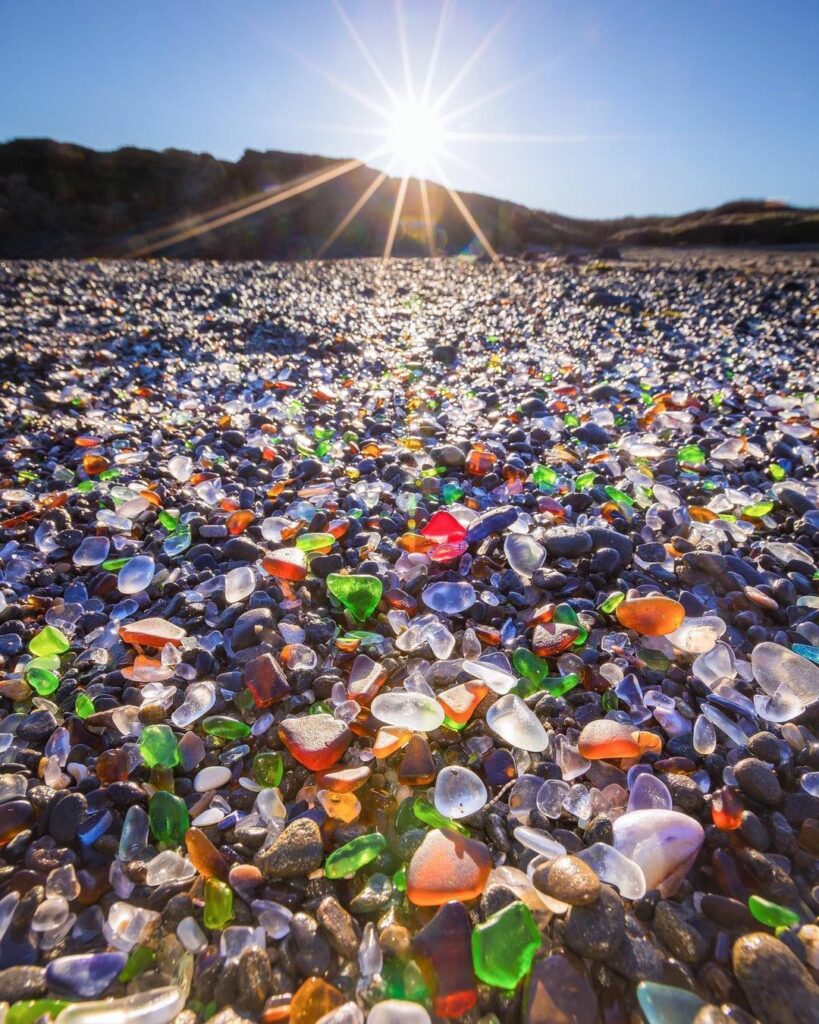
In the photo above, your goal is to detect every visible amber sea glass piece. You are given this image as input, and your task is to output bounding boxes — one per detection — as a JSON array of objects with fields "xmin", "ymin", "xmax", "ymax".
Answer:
[
  {"xmin": 438, "ymin": 682, "xmax": 488, "ymax": 726},
  {"xmin": 398, "ymin": 735, "xmax": 436, "ymax": 786},
  {"xmin": 289, "ymin": 977, "xmax": 346, "ymax": 1024},
  {"xmin": 407, "ymin": 829, "xmax": 492, "ymax": 906},
  {"xmin": 616, "ymin": 596, "xmax": 686, "ymax": 636},
  {"xmin": 278, "ymin": 715, "xmax": 352, "ymax": 772},
  {"xmin": 186, "ymin": 826, "xmax": 230, "ymax": 880},
  {"xmin": 577, "ymin": 719, "xmax": 642, "ymax": 760},
  {"xmin": 532, "ymin": 622, "xmax": 581, "ymax": 657},
  {"xmin": 119, "ymin": 617, "xmax": 186, "ymax": 648},
  {"xmin": 245, "ymin": 653, "xmax": 290, "ymax": 709},
  {"xmin": 413, "ymin": 900, "xmax": 477, "ymax": 1018}
]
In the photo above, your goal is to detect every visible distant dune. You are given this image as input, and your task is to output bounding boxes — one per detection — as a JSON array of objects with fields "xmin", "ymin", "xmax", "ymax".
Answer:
[{"xmin": 1, "ymin": 138, "xmax": 817, "ymax": 258}]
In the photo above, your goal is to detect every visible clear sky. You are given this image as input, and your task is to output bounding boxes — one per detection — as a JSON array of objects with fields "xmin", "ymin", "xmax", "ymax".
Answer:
[{"xmin": 1, "ymin": 0, "xmax": 817, "ymax": 218}]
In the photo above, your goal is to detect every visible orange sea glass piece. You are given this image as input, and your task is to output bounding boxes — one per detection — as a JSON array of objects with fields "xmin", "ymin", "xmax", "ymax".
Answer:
[
  {"xmin": 522, "ymin": 603, "xmax": 555, "ymax": 627},
  {"xmin": 121, "ymin": 655, "xmax": 174, "ymax": 683},
  {"xmin": 261, "ymin": 550, "xmax": 307, "ymax": 582},
  {"xmin": 616, "ymin": 596, "xmax": 685, "ymax": 636},
  {"xmin": 95, "ymin": 749, "xmax": 131, "ymax": 785},
  {"xmin": 384, "ymin": 588, "xmax": 418, "ymax": 613},
  {"xmin": 346, "ymin": 656, "xmax": 387, "ymax": 706},
  {"xmin": 335, "ymin": 636, "xmax": 361, "ymax": 653},
  {"xmin": 314, "ymin": 765, "xmax": 371, "ymax": 793},
  {"xmin": 634, "ymin": 730, "xmax": 663, "ymax": 755},
  {"xmin": 186, "ymin": 826, "xmax": 230, "ymax": 880},
  {"xmin": 577, "ymin": 719, "xmax": 642, "ymax": 760},
  {"xmin": 1, "ymin": 510, "xmax": 37, "ymax": 530},
  {"xmin": 118, "ymin": 617, "xmax": 186, "ymax": 648},
  {"xmin": 289, "ymin": 977, "xmax": 345, "ymax": 1024},
  {"xmin": 398, "ymin": 533, "xmax": 438, "ymax": 554},
  {"xmin": 407, "ymin": 829, "xmax": 492, "ymax": 906},
  {"xmin": 372, "ymin": 725, "xmax": 412, "ymax": 759},
  {"xmin": 327, "ymin": 518, "xmax": 349, "ymax": 540},
  {"xmin": 0, "ymin": 801, "xmax": 34, "ymax": 848},
  {"xmin": 278, "ymin": 715, "xmax": 352, "ymax": 772},
  {"xmin": 140, "ymin": 489, "xmax": 163, "ymax": 507},
  {"xmin": 227, "ymin": 509, "xmax": 254, "ymax": 535},
  {"xmin": 532, "ymin": 622, "xmax": 580, "ymax": 657},
  {"xmin": 317, "ymin": 789, "xmax": 361, "ymax": 823},
  {"xmin": 473, "ymin": 625, "xmax": 502, "ymax": 647},
  {"xmin": 438, "ymin": 682, "xmax": 488, "ymax": 725},
  {"xmin": 244, "ymin": 653, "xmax": 290, "ymax": 709},
  {"xmin": 689, "ymin": 506, "xmax": 718, "ymax": 523},
  {"xmin": 0, "ymin": 679, "xmax": 33, "ymax": 701},
  {"xmin": 711, "ymin": 786, "xmax": 743, "ymax": 830},
  {"xmin": 262, "ymin": 995, "xmax": 290, "ymax": 1019},
  {"xmin": 413, "ymin": 900, "xmax": 478, "ymax": 1018},
  {"xmin": 82, "ymin": 454, "xmax": 110, "ymax": 475},
  {"xmin": 465, "ymin": 448, "xmax": 497, "ymax": 476}
]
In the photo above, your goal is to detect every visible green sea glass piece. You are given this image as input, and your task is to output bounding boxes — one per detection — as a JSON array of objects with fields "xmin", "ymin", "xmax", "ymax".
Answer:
[
  {"xmin": 29, "ymin": 626, "xmax": 69, "ymax": 657},
  {"xmin": 512, "ymin": 648, "xmax": 550, "ymax": 687},
  {"xmin": 677, "ymin": 444, "xmax": 706, "ymax": 465},
  {"xmin": 554, "ymin": 603, "xmax": 588, "ymax": 645},
  {"xmin": 325, "ymin": 832, "xmax": 386, "ymax": 879},
  {"xmin": 203, "ymin": 877, "xmax": 234, "ymax": 930},
  {"xmin": 296, "ymin": 532, "xmax": 335, "ymax": 551},
  {"xmin": 413, "ymin": 797, "xmax": 469, "ymax": 836},
  {"xmin": 604, "ymin": 485, "xmax": 634, "ymax": 506},
  {"xmin": 471, "ymin": 901, "xmax": 540, "ymax": 989},
  {"xmin": 25, "ymin": 666, "xmax": 59, "ymax": 695},
  {"xmin": 119, "ymin": 945, "xmax": 156, "ymax": 982},
  {"xmin": 139, "ymin": 724, "xmax": 180, "ymax": 769},
  {"xmin": 742, "ymin": 500, "xmax": 774, "ymax": 518},
  {"xmin": 327, "ymin": 573, "xmax": 383, "ymax": 622},
  {"xmin": 148, "ymin": 791, "xmax": 190, "ymax": 846},
  {"xmin": 6, "ymin": 1000, "xmax": 68, "ymax": 1024},
  {"xmin": 253, "ymin": 751, "xmax": 284, "ymax": 788},
  {"xmin": 202, "ymin": 716, "xmax": 251, "ymax": 740},
  {"xmin": 532, "ymin": 463, "xmax": 557, "ymax": 488},
  {"xmin": 748, "ymin": 894, "xmax": 799, "ymax": 929},
  {"xmin": 75, "ymin": 693, "xmax": 95, "ymax": 719},
  {"xmin": 601, "ymin": 591, "xmax": 625, "ymax": 614}
]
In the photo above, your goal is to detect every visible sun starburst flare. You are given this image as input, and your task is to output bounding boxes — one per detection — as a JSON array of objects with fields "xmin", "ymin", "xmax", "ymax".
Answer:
[
  {"xmin": 315, "ymin": 0, "xmax": 517, "ymax": 262},
  {"xmin": 133, "ymin": 1, "xmax": 611, "ymax": 261}
]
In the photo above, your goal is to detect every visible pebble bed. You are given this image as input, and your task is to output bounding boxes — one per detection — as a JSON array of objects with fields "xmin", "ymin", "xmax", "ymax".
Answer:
[{"xmin": 0, "ymin": 252, "xmax": 818, "ymax": 1024}]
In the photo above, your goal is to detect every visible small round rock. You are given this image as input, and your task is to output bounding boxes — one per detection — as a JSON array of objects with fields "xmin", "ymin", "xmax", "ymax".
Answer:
[
  {"xmin": 732, "ymin": 932, "xmax": 819, "ymax": 1024},
  {"xmin": 194, "ymin": 766, "xmax": 232, "ymax": 792},
  {"xmin": 531, "ymin": 854, "xmax": 601, "ymax": 906},
  {"xmin": 733, "ymin": 757, "xmax": 782, "ymax": 807},
  {"xmin": 564, "ymin": 884, "xmax": 625, "ymax": 960}
]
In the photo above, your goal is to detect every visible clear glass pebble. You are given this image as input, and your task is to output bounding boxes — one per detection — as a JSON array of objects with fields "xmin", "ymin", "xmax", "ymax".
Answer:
[
  {"xmin": 117, "ymin": 555, "xmax": 155, "ymax": 594},
  {"xmin": 370, "ymin": 691, "xmax": 445, "ymax": 732},
  {"xmin": 692, "ymin": 714, "xmax": 717, "ymax": 755},
  {"xmin": 576, "ymin": 842, "xmax": 647, "ymax": 899},
  {"xmin": 433, "ymin": 765, "xmax": 487, "ymax": 819},
  {"xmin": 224, "ymin": 565, "xmax": 256, "ymax": 604},
  {"xmin": 73, "ymin": 536, "xmax": 111, "ymax": 567},
  {"xmin": 627, "ymin": 772, "xmax": 672, "ymax": 812},
  {"xmin": 421, "ymin": 581, "xmax": 476, "ymax": 614},
  {"xmin": 486, "ymin": 694, "xmax": 549, "ymax": 752}
]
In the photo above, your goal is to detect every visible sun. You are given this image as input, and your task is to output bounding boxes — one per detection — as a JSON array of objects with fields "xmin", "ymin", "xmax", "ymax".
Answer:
[
  {"xmin": 386, "ymin": 98, "xmax": 445, "ymax": 177},
  {"xmin": 136, "ymin": 1, "xmax": 521, "ymax": 260}
]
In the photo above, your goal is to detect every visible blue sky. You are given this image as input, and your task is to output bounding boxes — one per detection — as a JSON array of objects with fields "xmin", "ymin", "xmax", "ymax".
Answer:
[{"xmin": 1, "ymin": 0, "xmax": 817, "ymax": 217}]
